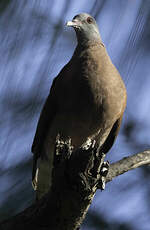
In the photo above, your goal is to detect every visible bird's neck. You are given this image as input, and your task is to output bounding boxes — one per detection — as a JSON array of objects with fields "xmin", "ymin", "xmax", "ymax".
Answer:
[
  {"xmin": 75, "ymin": 40, "xmax": 105, "ymax": 54},
  {"xmin": 75, "ymin": 28, "xmax": 102, "ymax": 45}
]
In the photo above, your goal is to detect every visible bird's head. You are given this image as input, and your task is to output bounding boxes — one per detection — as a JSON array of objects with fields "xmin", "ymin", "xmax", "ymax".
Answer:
[{"xmin": 66, "ymin": 13, "xmax": 102, "ymax": 44}]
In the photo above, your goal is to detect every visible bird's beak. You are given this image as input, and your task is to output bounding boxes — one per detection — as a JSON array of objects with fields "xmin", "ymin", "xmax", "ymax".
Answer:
[{"xmin": 66, "ymin": 19, "xmax": 80, "ymax": 28}]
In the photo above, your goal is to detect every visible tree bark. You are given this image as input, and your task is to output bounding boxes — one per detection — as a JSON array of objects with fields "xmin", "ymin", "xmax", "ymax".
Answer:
[
  {"xmin": 0, "ymin": 138, "xmax": 150, "ymax": 230},
  {"xmin": 106, "ymin": 150, "xmax": 150, "ymax": 182}
]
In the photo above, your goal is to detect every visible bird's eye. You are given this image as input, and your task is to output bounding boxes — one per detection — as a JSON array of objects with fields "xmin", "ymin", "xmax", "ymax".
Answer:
[{"xmin": 87, "ymin": 17, "xmax": 93, "ymax": 24}]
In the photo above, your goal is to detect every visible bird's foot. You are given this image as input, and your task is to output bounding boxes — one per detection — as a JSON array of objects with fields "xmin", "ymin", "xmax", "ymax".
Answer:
[
  {"xmin": 82, "ymin": 138, "xmax": 96, "ymax": 150},
  {"xmin": 54, "ymin": 134, "xmax": 74, "ymax": 165}
]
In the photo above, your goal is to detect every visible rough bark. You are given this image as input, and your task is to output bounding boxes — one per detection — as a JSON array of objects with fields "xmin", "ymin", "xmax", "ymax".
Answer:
[{"xmin": 0, "ymin": 138, "xmax": 150, "ymax": 230}]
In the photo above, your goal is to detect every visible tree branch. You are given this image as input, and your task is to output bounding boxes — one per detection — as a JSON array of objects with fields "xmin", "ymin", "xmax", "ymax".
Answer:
[
  {"xmin": 106, "ymin": 150, "xmax": 150, "ymax": 182},
  {"xmin": 0, "ymin": 145, "xmax": 150, "ymax": 230}
]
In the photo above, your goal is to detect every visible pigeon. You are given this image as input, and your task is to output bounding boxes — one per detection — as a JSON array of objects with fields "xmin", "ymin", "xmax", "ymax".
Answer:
[{"xmin": 32, "ymin": 13, "xmax": 127, "ymax": 200}]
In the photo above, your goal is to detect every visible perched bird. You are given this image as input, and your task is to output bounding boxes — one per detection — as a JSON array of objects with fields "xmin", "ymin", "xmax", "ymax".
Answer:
[{"xmin": 32, "ymin": 13, "xmax": 127, "ymax": 200}]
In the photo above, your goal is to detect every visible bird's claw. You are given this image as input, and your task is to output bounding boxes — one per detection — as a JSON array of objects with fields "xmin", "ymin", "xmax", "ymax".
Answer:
[{"xmin": 82, "ymin": 138, "xmax": 96, "ymax": 150}]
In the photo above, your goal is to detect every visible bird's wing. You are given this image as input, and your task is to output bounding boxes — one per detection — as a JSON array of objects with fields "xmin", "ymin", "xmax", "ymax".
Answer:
[
  {"xmin": 32, "ymin": 77, "xmax": 58, "ymax": 181},
  {"xmin": 100, "ymin": 115, "xmax": 123, "ymax": 154}
]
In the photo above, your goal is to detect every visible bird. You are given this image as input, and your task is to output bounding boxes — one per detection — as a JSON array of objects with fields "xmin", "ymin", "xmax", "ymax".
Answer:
[{"xmin": 31, "ymin": 13, "xmax": 127, "ymax": 200}]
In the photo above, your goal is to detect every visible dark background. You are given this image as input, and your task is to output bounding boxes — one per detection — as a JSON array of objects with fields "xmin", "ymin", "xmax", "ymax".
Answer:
[{"xmin": 0, "ymin": 1, "xmax": 150, "ymax": 229}]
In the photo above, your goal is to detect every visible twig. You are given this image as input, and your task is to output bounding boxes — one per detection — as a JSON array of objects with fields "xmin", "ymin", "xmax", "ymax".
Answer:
[{"xmin": 106, "ymin": 150, "xmax": 150, "ymax": 182}]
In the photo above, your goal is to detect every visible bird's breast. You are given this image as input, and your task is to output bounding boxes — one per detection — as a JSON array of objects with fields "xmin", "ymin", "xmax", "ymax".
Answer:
[{"xmin": 47, "ymin": 44, "xmax": 126, "ymax": 149}]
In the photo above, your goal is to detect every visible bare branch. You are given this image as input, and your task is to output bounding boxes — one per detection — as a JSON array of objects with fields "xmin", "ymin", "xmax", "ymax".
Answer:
[
  {"xmin": 1, "ymin": 148, "xmax": 150, "ymax": 230},
  {"xmin": 106, "ymin": 150, "xmax": 150, "ymax": 182}
]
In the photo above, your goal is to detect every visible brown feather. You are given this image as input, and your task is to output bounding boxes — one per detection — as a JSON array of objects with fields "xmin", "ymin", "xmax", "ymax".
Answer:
[{"xmin": 31, "ymin": 13, "xmax": 127, "ymax": 199}]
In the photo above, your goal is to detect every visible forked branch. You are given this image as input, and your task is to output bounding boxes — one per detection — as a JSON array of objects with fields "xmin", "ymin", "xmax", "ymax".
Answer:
[{"xmin": 0, "ymin": 138, "xmax": 150, "ymax": 230}]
